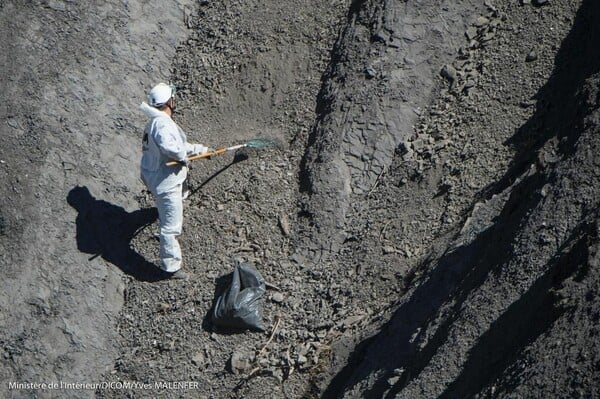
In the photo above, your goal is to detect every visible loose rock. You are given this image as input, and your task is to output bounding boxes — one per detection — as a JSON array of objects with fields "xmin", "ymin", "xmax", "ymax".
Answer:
[
  {"xmin": 526, "ymin": 50, "xmax": 538, "ymax": 62},
  {"xmin": 272, "ymin": 292, "xmax": 285, "ymax": 303},
  {"xmin": 229, "ymin": 351, "xmax": 253, "ymax": 375},
  {"xmin": 440, "ymin": 64, "xmax": 457, "ymax": 82}
]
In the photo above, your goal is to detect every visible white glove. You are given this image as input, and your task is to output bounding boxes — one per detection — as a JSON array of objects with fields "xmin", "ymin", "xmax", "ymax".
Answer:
[{"xmin": 191, "ymin": 144, "xmax": 209, "ymax": 155}]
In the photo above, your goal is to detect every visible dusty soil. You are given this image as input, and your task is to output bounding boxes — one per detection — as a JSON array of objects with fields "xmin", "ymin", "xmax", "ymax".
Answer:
[{"xmin": 1, "ymin": 0, "xmax": 598, "ymax": 399}]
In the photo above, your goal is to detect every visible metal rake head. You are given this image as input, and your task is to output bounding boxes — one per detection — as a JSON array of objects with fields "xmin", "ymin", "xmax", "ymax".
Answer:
[{"xmin": 245, "ymin": 138, "xmax": 278, "ymax": 149}]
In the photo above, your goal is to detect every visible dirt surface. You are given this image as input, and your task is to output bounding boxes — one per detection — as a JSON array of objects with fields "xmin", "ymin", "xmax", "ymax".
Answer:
[
  {"xmin": 0, "ymin": 0, "xmax": 194, "ymax": 397},
  {"xmin": 1, "ymin": 0, "xmax": 599, "ymax": 398}
]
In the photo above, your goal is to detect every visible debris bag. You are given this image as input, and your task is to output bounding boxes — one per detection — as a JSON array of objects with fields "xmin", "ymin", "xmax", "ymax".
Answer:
[{"xmin": 212, "ymin": 258, "xmax": 266, "ymax": 331}]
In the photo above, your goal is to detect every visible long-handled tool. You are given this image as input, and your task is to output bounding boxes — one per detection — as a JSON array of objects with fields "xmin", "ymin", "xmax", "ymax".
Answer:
[{"xmin": 166, "ymin": 138, "xmax": 275, "ymax": 166}]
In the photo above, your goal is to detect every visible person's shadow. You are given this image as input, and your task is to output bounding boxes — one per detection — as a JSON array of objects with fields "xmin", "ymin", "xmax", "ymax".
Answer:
[
  {"xmin": 66, "ymin": 152, "xmax": 250, "ymax": 282},
  {"xmin": 67, "ymin": 186, "xmax": 168, "ymax": 282}
]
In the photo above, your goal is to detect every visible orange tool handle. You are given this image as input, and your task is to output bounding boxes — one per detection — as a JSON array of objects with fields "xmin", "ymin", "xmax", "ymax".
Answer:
[{"xmin": 165, "ymin": 147, "xmax": 228, "ymax": 166}]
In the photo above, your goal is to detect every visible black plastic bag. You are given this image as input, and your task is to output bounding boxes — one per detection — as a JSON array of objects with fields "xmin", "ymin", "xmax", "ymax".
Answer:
[{"xmin": 212, "ymin": 258, "xmax": 266, "ymax": 331}]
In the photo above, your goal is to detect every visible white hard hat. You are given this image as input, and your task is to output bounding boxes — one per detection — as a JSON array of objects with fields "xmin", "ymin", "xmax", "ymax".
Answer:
[{"xmin": 148, "ymin": 83, "xmax": 176, "ymax": 107}]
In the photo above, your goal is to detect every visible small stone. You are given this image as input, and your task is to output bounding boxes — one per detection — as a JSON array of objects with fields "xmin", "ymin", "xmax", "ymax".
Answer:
[
  {"xmin": 382, "ymin": 245, "xmax": 396, "ymax": 255},
  {"xmin": 157, "ymin": 303, "xmax": 170, "ymax": 312},
  {"xmin": 272, "ymin": 292, "xmax": 284, "ymax": 303},
  {"xmin": 296, "ymin": 343, "xmax": 310, "ymax": 356},
  {"xmin": 229, "ymin": 351, "xmax": 253, "ymax": 374},
  {"xmin": 289, "ymin": 252, "xmax": 305, "ymax": 265},
  {"xmin": 540, "ymin": 184, "xmax": 551, "ymax": 197},
  {"xmin": 464, "ymin": 79, "xmax": 476, "ymax": 89},
  {"xmin": 481, "ymin": 32, "xmax": 495, "ymax": 42},
  {"xmin": 474, "ymin": 16, "xmax": 490, "ymax": 27},
  {"xmin": 191, "ymin": 352, "xmax": 205, "ymax": 367},
  {"xmin": 526, "ymin": 50, "xmax": 538, "ymax": 62},
  {"xmin": 440, "ymin": 64, "xmax": 457, "ymax": 82},
  {"xmin": 271, "ymin": 368, "xmax": 284, "ymax": 382},
  {"xmin": 402, "ymin": 149, "xmax": 414, "ymax": 161},
  {"xmin": 388, "ymin": 376, "xmax": 401, "ymax": 386},
  {"xmin": 539, "ymin": 233, "xmax": 552, "ymax": 245},
  {"xmin": 258, "ymin": 357, "xmax": 269, "ymax": 368},
  {"xmin": 297, "ymin": 354, "xmax": 308, "ymax": 365},
  {"xmin": 46, "ymin": 0, "xmax": 66, "ymax": 11},
  {"xmin": 372, "ymin": 30, "xmax": 390, "ymax": 43},
  {"xmin": 365, "ymin": 66, "xmax": 377, "ymax": 79},
  {"xmin": 341, "ymin": 314, "xmax": 365, "ymax": 328},
  {"xmin": 484, "ymin": 0, "xmax": 497, "ymax": 11},
  {"xmin": 435, "ymin": 140, "xmax": 451, "ymax": 150},
  {"xmin": 465, "ymin": 27, "xmax": 478, "ymax": 40},
  {"xmin": 411, "ymin": 138, "xmax": 425, "ymax": 152},
  {"xmin": 520, "ymin": 99, "xmax": 535, "ymax": 108},
  {"xmin": 397, "ymin": 141, "xmax": 411, "ymax": 155},
  {"xmin": 278, "ymin": 214, "xmax": 290, "ymax": 236},
  {"xmin": 533, "ymin": 0, "xmax": 549, "ymax": 5}
]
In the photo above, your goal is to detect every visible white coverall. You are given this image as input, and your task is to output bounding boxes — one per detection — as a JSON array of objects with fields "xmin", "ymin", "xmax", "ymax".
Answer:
[{"xmin": 140, "ymin": 102, "xmax": 207, "ymax": 272}]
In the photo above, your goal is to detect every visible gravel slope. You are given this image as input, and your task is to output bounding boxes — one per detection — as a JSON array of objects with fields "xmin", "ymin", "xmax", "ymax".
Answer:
[{"xmin": 1, "ymin": 1, "xmax": 597, "ymax": 398}]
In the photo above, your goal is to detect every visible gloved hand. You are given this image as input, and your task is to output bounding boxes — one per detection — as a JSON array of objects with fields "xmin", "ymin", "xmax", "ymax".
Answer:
[
  {"xmin": 191, "ymin": 144, "xmax": 208, "ymax": 156},
  {"xmin": 179, "ymin": 158, "xmax": 190, "ymax": 167}
]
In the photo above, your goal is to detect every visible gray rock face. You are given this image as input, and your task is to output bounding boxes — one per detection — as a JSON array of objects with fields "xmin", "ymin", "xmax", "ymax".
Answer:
[
  {"xmin": 0, "ymin": 1, "xmax": 194, "ymax": 397},
  {"xmin": 300, "ymin": 0, "xmax": 483, "ymax": 253},
  {"xmin": 2, "ymin": 1, "xmax": 596, "ymax": 399}
]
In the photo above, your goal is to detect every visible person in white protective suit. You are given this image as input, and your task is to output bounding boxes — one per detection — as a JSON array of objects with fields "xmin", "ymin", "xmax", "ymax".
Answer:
[{"xmin": 139, "ymin": 82, "xmax": 210, "ymax": 279}]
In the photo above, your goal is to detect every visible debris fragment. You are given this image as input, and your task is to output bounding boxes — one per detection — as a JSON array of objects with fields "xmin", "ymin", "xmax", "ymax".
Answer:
[
  {"xmin": 272, "ymin": 292, "xmax": 285, "ymax": 303},
  {"xmin": 229, "ymin": 350, "xmax": 253, "ymax": 375},
  {"xmin": 526, "ymin": 50, "xmax": 538, "ymax": 62},
  {"xmin": 278, "ymin": 213, "xmax": 291, "ymax": 236},
  {"xmin": 441, "ymin": 64, "xmax": 457, "ymax": 82}
]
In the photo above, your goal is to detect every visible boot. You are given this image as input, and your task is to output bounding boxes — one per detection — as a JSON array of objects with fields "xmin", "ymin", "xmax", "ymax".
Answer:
[{"xmin": 169, "ymin": 269, "xmax": 190, "ymax": 280}]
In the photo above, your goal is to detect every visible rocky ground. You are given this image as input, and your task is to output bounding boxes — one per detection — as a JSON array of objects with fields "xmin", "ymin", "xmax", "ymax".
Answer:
[{"xmin": 1, "ymin": 0, "xmax": 598, "ymax": 398}]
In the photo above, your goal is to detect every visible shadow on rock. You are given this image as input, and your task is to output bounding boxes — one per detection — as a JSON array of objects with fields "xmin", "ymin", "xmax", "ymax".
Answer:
[
  {"xmin": 323, "ymin": 170, "xmax": 558, "ymax": 398},
  {"xmin": 67, "ymin": 185, "xmax": 167, "ymax": 282},
  {"xmin": 437, "ymin": 216, "xmax": 596, "ymax": 399},
  {"xmin": 189, "ymin": 150, "xmax": 248, "ymax": 199},
  {"xmin": 481, "ymin": 0, "xmax": 600, "ymax": 200},
  {"xmin": 323, "ymin": 2, "xmax": 600, "ymax": 396}
]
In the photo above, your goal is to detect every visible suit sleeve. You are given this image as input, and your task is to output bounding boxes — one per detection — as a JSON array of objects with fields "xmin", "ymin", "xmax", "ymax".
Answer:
[
  {"xmin": 186, "ymin": 143, "xmax": 209, "ymax": 155},
  {"xmin": 153, "ymin": 118, "xmax": 187, "ymax": 162}
]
